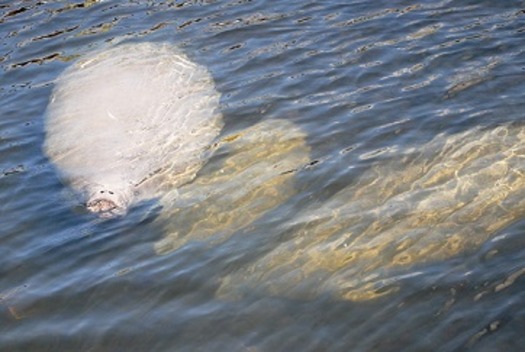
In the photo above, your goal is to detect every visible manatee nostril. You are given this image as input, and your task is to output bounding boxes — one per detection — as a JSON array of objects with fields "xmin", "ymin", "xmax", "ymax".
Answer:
[{"xmin": 109, "ymin": 191, "xmax": 114, "ymax": 195}]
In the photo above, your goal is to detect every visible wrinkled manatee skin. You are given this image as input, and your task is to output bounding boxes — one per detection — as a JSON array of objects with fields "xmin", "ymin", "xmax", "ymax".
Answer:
[
  {"xmin": 218, "ymin": 124, "xmax": 525, "ymax": 301},
  {"xmin": 44, "ymin": 42, "xmax": 223, "ymax": 217}
]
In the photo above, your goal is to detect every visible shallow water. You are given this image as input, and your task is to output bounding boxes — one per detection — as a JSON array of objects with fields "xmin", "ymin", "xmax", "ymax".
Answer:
[{"xmin": 1, "ymin": 1, "xmax": 525, "ymax": 351}]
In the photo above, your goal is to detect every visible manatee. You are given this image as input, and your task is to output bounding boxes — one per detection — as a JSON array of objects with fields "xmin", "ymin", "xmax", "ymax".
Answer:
[
  {"xmin": 44, "ymin": 41, "xmax": 311, "ymax": 241},
  {"xmin": 44, "ymin": 42, "xmax": 223, "ymax": 217},
  {"xmin": 154, "ymin": 118, "xmax": 310, "ymax": 254},
  {"xmin": 218, "ymin": 124, "xmax": 525, "ymax": 301}
]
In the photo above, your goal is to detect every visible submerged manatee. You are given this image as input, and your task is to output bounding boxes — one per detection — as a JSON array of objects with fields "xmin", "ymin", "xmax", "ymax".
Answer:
[
  {"xmin": 154, "ymin": 118, "xmax": 310, "ymax": 254},
  {"xmin": 45, "ymin": 42, "xmax": 223, "ymax": 217},
  {"xmin": 218, "ymin": 124, "xmax": 525, "ymax": 301}
]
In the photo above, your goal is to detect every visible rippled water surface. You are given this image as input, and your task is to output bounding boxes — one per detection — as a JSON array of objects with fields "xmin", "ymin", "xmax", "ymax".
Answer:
[{"xmin": 1, "ymin": 1, "xmax": 525, "ymax": 351}]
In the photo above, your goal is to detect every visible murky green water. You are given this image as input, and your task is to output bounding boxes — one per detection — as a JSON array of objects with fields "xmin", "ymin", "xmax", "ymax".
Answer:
[{"xmin": 1, "ymin": 1, "xmax": 525, "ymax": 351}]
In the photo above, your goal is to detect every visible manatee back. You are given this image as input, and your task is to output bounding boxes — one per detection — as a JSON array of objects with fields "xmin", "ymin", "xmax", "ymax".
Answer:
[{"xmin": 45, "ymin": 42, "xmax": 223, "ymax": 203}]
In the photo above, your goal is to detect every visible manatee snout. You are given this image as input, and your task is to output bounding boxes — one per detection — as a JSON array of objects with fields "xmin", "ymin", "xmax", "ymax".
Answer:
[
  {"xmin": 86, "ymin": 189, "xmax": 128, "ymax": 218},
  {"xmin": 87, "ymin": 198, "xmax": 120, "ymax": 218}
]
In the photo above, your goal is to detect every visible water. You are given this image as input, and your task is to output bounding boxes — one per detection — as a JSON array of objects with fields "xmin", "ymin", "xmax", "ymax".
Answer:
[{"xmin": 1, "ymin": 1, "xmax": 525, "ymax": 351}]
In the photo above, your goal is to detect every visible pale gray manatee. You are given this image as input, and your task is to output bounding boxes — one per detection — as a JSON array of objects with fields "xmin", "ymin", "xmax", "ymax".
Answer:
[
  {"xmin": 44, "ymin": 42, "xmax": 223, "ymax": 218},
  {"xmin": 218, "ymin": 124, "xmax": 525, "ymax": 301}
]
